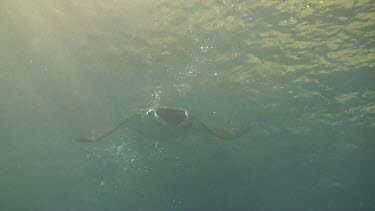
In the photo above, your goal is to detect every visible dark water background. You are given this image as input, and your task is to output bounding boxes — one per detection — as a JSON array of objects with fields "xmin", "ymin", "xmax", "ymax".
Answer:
[{"xmin": 1, "ymin": 0, "xmax": 374, "ymax": 210}]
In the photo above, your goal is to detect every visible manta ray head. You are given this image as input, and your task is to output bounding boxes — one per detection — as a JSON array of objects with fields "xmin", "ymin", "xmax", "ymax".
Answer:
[{"xmin": 146, "ymin": 107, "xmax": 189, "ymax": 127}]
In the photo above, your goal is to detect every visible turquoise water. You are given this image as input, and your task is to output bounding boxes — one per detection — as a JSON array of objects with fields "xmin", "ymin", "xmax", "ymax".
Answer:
[{"xmin": 1, "ymin": 0, "xmax": 374, "ymax": 210}]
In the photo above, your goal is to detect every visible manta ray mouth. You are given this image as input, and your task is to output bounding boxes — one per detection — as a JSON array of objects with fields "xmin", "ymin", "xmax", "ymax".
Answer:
[{"xmin": 146, "ymin": 107, "xmax": 189, "ymax": 127}]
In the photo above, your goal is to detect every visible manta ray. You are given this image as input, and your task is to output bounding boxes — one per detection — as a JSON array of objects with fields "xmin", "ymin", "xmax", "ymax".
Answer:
[{"xmin": 77, "ymin": 107, "xmax": 251, "ymax": 143}]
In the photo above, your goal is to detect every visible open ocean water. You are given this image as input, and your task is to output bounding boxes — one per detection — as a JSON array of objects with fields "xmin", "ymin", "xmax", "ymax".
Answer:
[{"xmin": 1, "ymin": 0, "xmax": 374, "ymax": 210}]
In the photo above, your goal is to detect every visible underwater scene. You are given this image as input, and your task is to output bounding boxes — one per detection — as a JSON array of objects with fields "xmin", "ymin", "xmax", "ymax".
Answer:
[{"xmin": 1, "ymin": 0, "xmax": 374, "ymax": 210}]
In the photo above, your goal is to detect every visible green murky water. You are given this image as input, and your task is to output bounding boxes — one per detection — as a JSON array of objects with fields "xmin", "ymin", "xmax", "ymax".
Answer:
[{"xmin": 1, "ymin": 0, "xmax": 374, "ymax": 210}]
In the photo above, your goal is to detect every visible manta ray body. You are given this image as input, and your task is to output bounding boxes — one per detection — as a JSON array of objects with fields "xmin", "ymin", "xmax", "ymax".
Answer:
[{"xmin": 78, "ymin": 107, "xmax": 251, "ymax": 143}]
